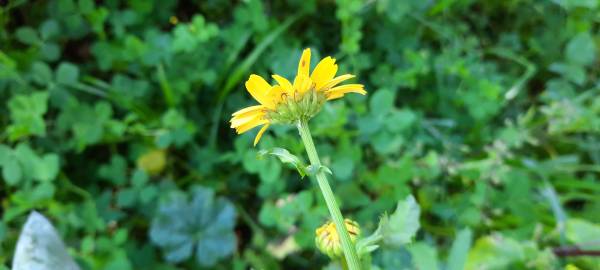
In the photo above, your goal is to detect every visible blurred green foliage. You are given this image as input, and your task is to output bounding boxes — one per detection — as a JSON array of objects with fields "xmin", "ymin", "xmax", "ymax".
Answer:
[{"xmin": 1, "ymin": 0, "xmax": 600, "ymax": 269}]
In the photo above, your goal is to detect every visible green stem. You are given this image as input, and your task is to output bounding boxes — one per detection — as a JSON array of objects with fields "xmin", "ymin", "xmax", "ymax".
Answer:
[
  {"xmin": 297, "ymin": 120, "xmax": 362, "ymax": 270},
  {"xmin": 340, "ymin": 259, "xmax": 349, "ymax": 270}
]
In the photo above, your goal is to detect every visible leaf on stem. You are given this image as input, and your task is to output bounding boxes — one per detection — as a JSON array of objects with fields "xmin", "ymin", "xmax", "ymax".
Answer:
[
  {"xmin": 258, "ymin": 148, "xmax": 307, "ymax": 178},
  {"xmin": 379, "ymin": 195, "xmax": 421, "ymax": 248},
  {"xmin": 306, "ymin": 164, "xmax": 333, "ymax": 176},
  {"xmin": 356, "ymin": 195, "xmax": 422, "ymax": 257},
  {"xmin": 356, "ymin": 228, "xmax": 382, "ymax": 256}
]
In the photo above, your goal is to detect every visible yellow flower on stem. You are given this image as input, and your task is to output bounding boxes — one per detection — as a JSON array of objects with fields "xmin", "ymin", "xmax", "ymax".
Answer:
[{"xmin": 230, "ymin": 48, "xmax": 367, "ymax": 146}]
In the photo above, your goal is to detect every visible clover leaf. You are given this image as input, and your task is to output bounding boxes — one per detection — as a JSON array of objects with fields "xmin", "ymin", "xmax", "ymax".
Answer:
[
  {"xmin": 150, "ymin": 186, "xmax": 237, "ymax": 267},
  {"xmin": 7, "ymin": 91, "xmax": 49, "ymax": 140}
]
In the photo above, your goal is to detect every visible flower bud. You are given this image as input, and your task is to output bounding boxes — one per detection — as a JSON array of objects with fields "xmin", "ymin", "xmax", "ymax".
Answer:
[{"xmin": 315, "ymin": 219, "xmax": 360, "ymax": 259}]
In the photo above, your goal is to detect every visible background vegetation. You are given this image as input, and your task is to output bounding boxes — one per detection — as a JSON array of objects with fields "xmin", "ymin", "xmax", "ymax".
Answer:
[{"xmin": 1, "ymin": 0, "xmax": 600, "ymax": 269}]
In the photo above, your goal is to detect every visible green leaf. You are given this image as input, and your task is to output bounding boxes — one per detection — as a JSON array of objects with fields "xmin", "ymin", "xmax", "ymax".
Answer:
[
  {"xmin": 7, "ymin": 92, "xmax": 49, "ymax": 140},
  {"xmin": 409, "ymin": 242, "xmax": 440, "ymax": 270},
  {"xmin": 56, "ymin": 62, "xmax": 80, "ymax": 84},
  {"xmin": 131, "ymin": 169, "xmax": 149, "ymax": 187},
  {"xmin": 39, "ymin": 20, "xmax": 60, "ymax": 40},
  {"xmin": 78, "ymin": 0, "xmax": 95, "ymax": 13},
  {"xmin": 566, "ymin": 32, "xmax": 596, "ymax": 66},
  {"xmin": 0, "ymin": 145, "xmax": 10, "ymax": 165},
  {"xmin": 98, "ymin": 155, "xmax": 128, "ymax": 185},
  {"xmin": 372, "ymin": 131, "xmax": 404, "ymax": 155},
  {"xmin": 32, "ymin": 154, "xmax": 59, "ymax": 182},
  {"xmin": 117, "ymin": 188, "xmax": 137, "ymax": 208},
  {"xmin": 557, "ymin": 0, "xmax": 598, "ymax": 9},
  {"xmin": 464, "ymin": 233, "xmax": 557, "ymax": 269},
  {"xmin": 41, "ymin": 42, "xmax": 61, "ymax": 61},
  {"xmin": 5, "ymin": 144, "xmax": 59, "ymax": 184},
  {"xmin": 15, "ymin": 27, "xmax": 40, "ymax": 45},
  {"xmin": 57, "ymin": 0, "xmax": 76, "ymax": 14},
  {"xmin": 57, "ymin": 100, "xmax": 118, "ymax": 151},
  {"xmin": 171, "ymin": 15, "xmax": 218, "ymax": 53},
  {"xmin": 370, "ymin": 88, "xmax": 396, "ymax": 116},
  {"xmin": 31, "ymin": 62, "xmax": 53, "ymax": 85},
  {"xmin": 150, "ymin": 186, "xmax": 237, "ymax": 267},
  {"xmin": 447, "ymin": 228, "xmax": 473, "ymax": 270},
  {"xmin": 549, "ymin": 62, "xmax": 586, "ymax": 85},
  {"xmin": 3, "ymin": 158, "xmax": 22, "ymax": 186},
  {"xmin": 331, "ymin": 156, "xmax": 353, "ymax": 180},
  {"xmin": 565, "ymin": 218, "xmax": 600, "ymax": 244},
  {"xmin": 216, "ymin": 14, "xmax": 301, "ymax": 102},
  {"xmin": 195, "ymin": 229, "xmax": 236, "ymax": 266},
  {"xmin": 465, "ymin": 235, "xmax": 524, "ymax": 270},
  {"xmin": 258, "ymin": 148, "xmax": 307, "ymax": 178},
  {"xmin": 139, "ymin": 185, "xmax": 158, "ymax": 204},
  {"xmin": 306, "ymin": 164, "xmax": 333, "ymax": 176},
  {"xmin": 541, "ymin": 185, "xmax": 567, "ymax": 239},
  {"xmin": 356, "ymin": 229, "xmax": 382, "ymax": 256},
  {"xmin": 259, "ymin": 191, "xmax": 313, "ymax": 231},
  {"xmin": 156, "ymin": 109, "xmax": 195, "ymax": 148},
  {"xmin": 379, "ymin": 195, "xmax": 421, "ymax": 248},
  {"xmin": 30, "ymin": 182, "xmax": 56, "ymax": 201},
  {"xmin": 13, "ymin": 143, "xmax": 38, "ymax": 180}
]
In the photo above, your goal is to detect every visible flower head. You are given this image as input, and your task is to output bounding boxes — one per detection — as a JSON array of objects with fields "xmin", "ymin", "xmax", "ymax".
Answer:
[
  {"xmin": 315, "ymin": 219, "xmax": 361, "ymax": 259},
  {"xmin": 230, "ymin": 48, "xmax": 367, "ymax": 146}
]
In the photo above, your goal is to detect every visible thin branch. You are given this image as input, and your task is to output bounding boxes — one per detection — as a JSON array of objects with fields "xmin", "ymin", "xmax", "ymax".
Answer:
[{"xmin": 553, "ymin": 247, "xmax": 600, "ymax": 257}]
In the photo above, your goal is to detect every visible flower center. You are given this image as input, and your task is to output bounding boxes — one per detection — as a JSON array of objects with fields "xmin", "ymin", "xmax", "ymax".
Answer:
[{"xmin": 266, "ymin": 88, "xmax": 327, "ymax": 124}]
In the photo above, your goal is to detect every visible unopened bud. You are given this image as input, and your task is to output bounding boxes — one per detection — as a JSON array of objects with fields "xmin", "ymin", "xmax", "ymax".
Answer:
[{"xmin": 315, "ymin": 219, "xmax": 360, "ymax": 259}]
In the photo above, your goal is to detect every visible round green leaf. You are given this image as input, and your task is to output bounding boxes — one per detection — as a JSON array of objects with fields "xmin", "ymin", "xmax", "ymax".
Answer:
[
  {"xmin": 56, "ymin": 62, "xmax": 80, "ymax": 84},
  {"xmin": 370, "ymin": 88, "xmax": 396, "ymax": 116},
  {"xmin": 15, "ymin": 27, "xmax": 40, "ymax": 45},
  {"xmin": 3, "ymin": 158, "xmax": 22, "ymax": 185},
  {"xmin": 566, "ymin": 32, "xmax": 596, "ymax": 66}
]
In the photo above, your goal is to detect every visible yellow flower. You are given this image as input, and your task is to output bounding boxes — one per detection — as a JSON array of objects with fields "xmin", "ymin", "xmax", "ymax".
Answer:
[
  {"xmin": 230, "ymin": 48, "xmax": 367, "ymax": 146},
  {"xmin": 315, "ymin": 219, "xmax": 361, "ymax": 259}
]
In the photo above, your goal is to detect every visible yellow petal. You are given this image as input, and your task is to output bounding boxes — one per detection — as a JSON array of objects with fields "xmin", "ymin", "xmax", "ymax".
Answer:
[
  {"xmin": 230, "ymin": 111, "xmax": 264, "ymax": 128},
  {"xmin": 326, "ymin": 84, "xmax": 366, "ymax": 100},
  {"xmin": 232, "ymin": 105, "xmax": 265, "ymax": 116},
  {"xmin": 253, "ymin": 124, "xmax": 270, "ymax": 146},
  {"xmin": 236, "ymin": 118, "xmax": 269, "ymax": 134},
  {"xmin": 311, "ymin": 57, "xmax": 338, "ymax": 90},
  {"xmin": 245, "ymin": 74, "xmax": 275, "ymax": 108},
  {"xmin": 265, "ymin": 85, "xmax": 288, "ymax": 104},
  {"xmin": 292, "ymin": 74, "xmax": 314, "ymax": 95},
  {"xmin": 272, "ymin": 74, "xmax": 293, "ymax": 96},
  {"xmin": 328, "ymin": 83, "xmax": 365, "ymax": 92},
  {"xmin": 321, "ymin": 74, "xmax": 355, "ymax": 90},
  {"xmin": 326, "ymin": 93, "xmax": 344, "ymax": 100},
  {"xmin": 297, "ymin": 48, "xmax": 311, "ymax": 78}
]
